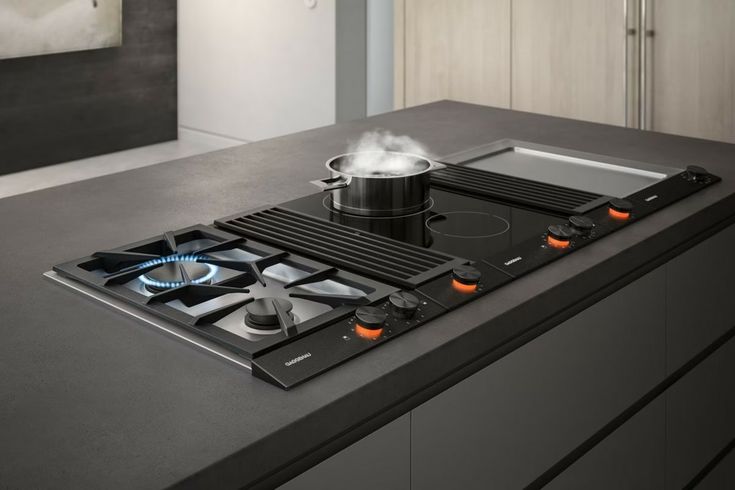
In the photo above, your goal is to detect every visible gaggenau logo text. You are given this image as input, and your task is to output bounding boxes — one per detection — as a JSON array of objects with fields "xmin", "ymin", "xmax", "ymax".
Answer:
[
  {"xmin": 504, "ymin": 256, "xmax": 523, "ymax": 266},
  {"xmin": 284, "ymin": 352, "xmax": 312, "ymax": 367}
]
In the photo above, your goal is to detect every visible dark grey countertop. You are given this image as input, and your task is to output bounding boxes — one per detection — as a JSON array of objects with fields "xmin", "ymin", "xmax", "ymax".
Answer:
[{"xmin": 2, "ymin": 101, "xmax": 734, "ymax": 489}]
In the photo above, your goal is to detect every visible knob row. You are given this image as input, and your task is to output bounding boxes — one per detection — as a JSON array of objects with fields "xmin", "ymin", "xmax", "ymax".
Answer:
[
  {"xmin": 354, "ymin": 290, "xmax": 422, "ymax": 340},
  {"xmin": 547, "ymin": 198, "xmax": 638, "ymax": 248},
  {"xmin": 546, "ymin": 214, "xmax": 595, "ymax": 248}
]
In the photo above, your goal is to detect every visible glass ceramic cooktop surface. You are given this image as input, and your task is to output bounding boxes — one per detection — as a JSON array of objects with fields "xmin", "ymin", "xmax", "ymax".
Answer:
[{"xmin": 281, "ymin": 188, "xmax": 561, "ymax": 263}]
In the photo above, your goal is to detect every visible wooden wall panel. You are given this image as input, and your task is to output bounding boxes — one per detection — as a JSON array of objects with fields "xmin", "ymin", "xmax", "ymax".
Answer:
[{"xmin": 0, "ymin": 1, "xmax": 177, "ymax": 175}]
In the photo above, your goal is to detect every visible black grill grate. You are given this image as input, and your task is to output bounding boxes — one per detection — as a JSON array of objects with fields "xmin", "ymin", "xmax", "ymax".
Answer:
[
  {"xmin": 215, "ymin": 207, "xmax": 466, "ymax": 287},
  {"xmin": 431, "ymin": 163, "xmax": 608, "ymax": 214}
]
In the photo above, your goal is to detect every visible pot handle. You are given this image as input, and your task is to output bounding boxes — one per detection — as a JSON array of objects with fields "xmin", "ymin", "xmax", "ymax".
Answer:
[
  {"xmin": 428, "ymin": 160, "xmax": 447, "ymax": 171},
  {"xmin": 310, "ymin": 175, "xmax": 352, "ymax": 191}
]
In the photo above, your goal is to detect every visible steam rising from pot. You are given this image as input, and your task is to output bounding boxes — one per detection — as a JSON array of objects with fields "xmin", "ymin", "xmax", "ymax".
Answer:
[{"xmin": 339, "ymin": 130, "xmax": 434, "ymax": 177}]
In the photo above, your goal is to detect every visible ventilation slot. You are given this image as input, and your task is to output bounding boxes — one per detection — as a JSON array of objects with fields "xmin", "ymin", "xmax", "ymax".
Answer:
[
  {"xmin": 215, "ymin": 207, "xmax": 466, "ymax": 287},
  {"xmin": 431, "ymin": 164, "xmax": 608, "ymax": 214}
]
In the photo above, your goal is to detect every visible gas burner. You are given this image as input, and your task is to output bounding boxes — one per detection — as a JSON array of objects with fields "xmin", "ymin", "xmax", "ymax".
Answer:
[
  {"xmin": 139, "ymin": 255, "xmax": 217, "ymax": 292},
  {"xmin": 425, "ymin": 211, "xmax": 510, "ymax": 239},
  {"xmin": 53, "ymin": 223, "xmax": 402, "ymax": 386},
  {"xmin": 244, "ymin": 298, "xmax": 295, "ymax": 334}
]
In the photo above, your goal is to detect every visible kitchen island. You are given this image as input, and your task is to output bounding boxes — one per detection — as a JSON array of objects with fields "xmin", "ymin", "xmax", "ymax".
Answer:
[{"xmin": 1, "ymin": 101, "xmax": 734, "ymax": 489}]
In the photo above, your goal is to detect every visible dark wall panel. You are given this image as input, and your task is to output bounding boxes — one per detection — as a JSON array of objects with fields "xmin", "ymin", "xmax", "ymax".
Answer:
[
  {"xmin": 0, "ymin": 1, "xmax": 177, "ymax": 175},
  {"xmin": 335, "ymin": 0, "xmax": 367, "ymax": 123}
]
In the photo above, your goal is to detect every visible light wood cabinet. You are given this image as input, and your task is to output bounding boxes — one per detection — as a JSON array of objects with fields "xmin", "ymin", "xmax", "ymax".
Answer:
[
  {"xmin": 396, "ymin": 0, "xmax": 511, "ymax": 109},
  {"xmin": 648, "ymin": 0, "xmax": 735, "ymax": 143},
  {"xmin": 511, "ymin": 0, "xmax": 627, "ymax": 126},
  {"xmin": 395, "ymin": 0, "xmax": 735, "ymax": 143}
]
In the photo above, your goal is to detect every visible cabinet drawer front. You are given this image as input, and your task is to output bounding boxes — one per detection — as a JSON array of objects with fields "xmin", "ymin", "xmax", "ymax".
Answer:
[
  {"xmin": 666, "ymin": 224, "xmax": 735, "ymax": 372},
  {"xmin": 546, "ymin": 397, "xmax": 665, "ymax": 490},
  {"xmin": 666, "ymin": 333, "xmax": 735, "ymax": 489},
  {"xmin": 696, "ymin": 445, "xmax": 735, "ymax": 490},
  {"xmin": 411, "ymin": 269, "xmax": 666, "ymax": 489},
  {"xmin": 280, "ymin": 414, "xmax": 410, "ymax": 490}
]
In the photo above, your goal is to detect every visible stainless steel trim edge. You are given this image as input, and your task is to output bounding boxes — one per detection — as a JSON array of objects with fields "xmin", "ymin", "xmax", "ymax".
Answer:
[{"xmin": 43, "ymin": 271, "xmax": 252, "ymax": 371}]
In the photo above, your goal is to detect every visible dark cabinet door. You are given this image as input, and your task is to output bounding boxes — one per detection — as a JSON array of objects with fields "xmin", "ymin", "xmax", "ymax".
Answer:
[
  {"xmin": 279, "ymin": 413, "xmax": 410, "ymax": 490},
  {"xmin": 696, "ymin": 446, "xmax": 735, "ymax": 490},
  {"xmin": 410, "ymin": 268, "xmax": 666, "ymax": 489},
  {"xmin": 666, "ymin": 224, "xmax": 735, "ymax": 373},
  {"xmin": 545, "ymin": 397, "xmax": 665, "ymax": 489},
  {"xmin": 665, "ymin": 334, "xmax": 735, "ymax": 489}
]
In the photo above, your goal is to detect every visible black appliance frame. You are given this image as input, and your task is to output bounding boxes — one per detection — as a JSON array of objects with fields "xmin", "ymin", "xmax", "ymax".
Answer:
[
  {"xmin": 49, "ymin": 143, "xmax": 721, "ymax": 389},
  {"xmin": 218, "ymin": 163, "xmax": 721, "ymax": 388}
]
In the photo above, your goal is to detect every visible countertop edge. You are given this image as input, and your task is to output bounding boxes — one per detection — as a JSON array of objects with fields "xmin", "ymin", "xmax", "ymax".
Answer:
[{"xmin": 173, "ymin": 186, "xmax": 735, "ymax": 489}]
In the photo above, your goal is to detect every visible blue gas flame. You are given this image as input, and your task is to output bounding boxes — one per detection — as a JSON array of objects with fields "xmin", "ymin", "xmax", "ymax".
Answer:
[{"xmin": 138, "ymin": 254, "xmax": 218, "ymax": 289}]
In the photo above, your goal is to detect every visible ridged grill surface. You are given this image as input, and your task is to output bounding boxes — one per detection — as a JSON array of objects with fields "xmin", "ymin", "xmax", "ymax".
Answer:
[
  {"xmin": 216, "ymin": 207, "xmax": 465, "ymax": 287},
  {"xmin": 431, "ymin": 164, "xmax": 604, "ymax": 213}
]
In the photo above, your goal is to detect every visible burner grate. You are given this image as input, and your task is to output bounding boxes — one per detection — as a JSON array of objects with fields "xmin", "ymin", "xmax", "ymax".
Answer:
[
  {"xmin": 52, "ymin": 224, "xmax": 397, "ymax": 359},
  {"xmin": 430, "ymin": 163, "xmax": 608, "ymax": 214},
  {"xmin": 215, "ymin": 207, "xmax": 467, "ymax": 288}
]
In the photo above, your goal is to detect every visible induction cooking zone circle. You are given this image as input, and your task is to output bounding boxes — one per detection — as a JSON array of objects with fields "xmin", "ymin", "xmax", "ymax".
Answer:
[
  {"xmin": 321, "ymin": 195, "xmax": 435, "ymax": 219},
  {"xmin": 425, "ymin": 211, "xmax": 510, "ymax": 239}
]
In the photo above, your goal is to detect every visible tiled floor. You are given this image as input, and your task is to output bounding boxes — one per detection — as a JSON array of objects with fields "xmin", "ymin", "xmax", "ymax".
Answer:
[{"xmin": 0, "ymin": 127, "xmax": 243, "ymax": 199}]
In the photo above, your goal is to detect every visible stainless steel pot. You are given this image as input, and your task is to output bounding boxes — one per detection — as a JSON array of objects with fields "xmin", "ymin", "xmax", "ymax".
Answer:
[{"xmin": 310, "ymin": 151, "xmax": 446, "ymax": 217}]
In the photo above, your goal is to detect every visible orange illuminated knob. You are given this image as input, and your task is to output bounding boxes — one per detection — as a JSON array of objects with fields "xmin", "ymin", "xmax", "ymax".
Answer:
[
  {"xmin": 354, "ymin": 306, "xmax": 386, "ymax": 340},
  {"xmin": 452, "ymin": 265, "xmax": 481, "ymax": 293},
  {"xmin": 608, "ymin": 198, "xmax": 633, "ymax": 220},
  {"xmin": 546, "ymin": 224, "xmax": 574, "ymax": 249}
]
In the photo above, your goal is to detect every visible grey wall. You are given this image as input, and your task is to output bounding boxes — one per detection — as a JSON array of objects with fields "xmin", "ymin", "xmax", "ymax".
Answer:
[
  {"xmin": 0, "ymin": 1, "xmax": 177, "ymax": 175},
  {"xmin": 336, "ymin": 0, "xmax": 394, "ymax": 122},
  {"xmin": 367, "ymin": 0, "xmax": 394, "ymax": 116},
  {"xmin": 336, "ymin": 0, "xmax": 367, "ymax": 123}
]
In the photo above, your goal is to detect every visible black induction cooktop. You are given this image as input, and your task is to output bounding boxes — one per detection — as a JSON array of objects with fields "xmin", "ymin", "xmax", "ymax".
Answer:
[
  {"xmin": 49, "ymin": 140, "xmax": 721, "ymax": 389},
  {"xmin": 279, "ymin": 187, "xmax": 558, "ymax": 263}
]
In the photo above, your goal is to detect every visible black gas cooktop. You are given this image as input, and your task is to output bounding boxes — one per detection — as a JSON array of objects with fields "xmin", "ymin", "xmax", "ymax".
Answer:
[{"xmin": 49, "ymin": 141, "xmax": 720, "ymax": 389}]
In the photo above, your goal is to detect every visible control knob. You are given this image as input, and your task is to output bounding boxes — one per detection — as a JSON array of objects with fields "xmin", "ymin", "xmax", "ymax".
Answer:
[
  {"xmin": 354, "ymin": 306, "xmax": 387, "ymax": 340},
  {"xmin": 568, "ymin": 215, "xmax": 595, "ymax": 236},
  {"xmin": 685, "ymin": 165, "xmax": 709, "ymax": 182},
  {"xmin": 389, "ymin": 291, "xmax": 420, "ymax": 319},
  {"xmin": 608, "ymin": 198, "xmax": 633, "ymax": 220},
  {"xmin": 546, "ymin": 224, "xmax": 574, "ymax": 248},
  {"xmin": 452, "ymin": 265, "xmax": 481, "ymax": 293}
]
